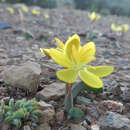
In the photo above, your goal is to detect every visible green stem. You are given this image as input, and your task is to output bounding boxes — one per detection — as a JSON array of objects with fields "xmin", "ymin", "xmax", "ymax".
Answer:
[{"xmin": 64, "ymin": 84, "xmax": 73, "ymax": 113}]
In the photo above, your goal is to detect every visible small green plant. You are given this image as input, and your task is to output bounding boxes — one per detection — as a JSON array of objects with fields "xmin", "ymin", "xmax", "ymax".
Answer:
[{"xmin": 0, "ymin": 98, "xmax": 41, "ymax": 129}]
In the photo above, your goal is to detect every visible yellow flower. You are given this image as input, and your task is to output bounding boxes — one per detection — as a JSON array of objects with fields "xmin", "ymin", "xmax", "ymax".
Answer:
[
  {"xmin": 111, "ymin": 23, "xmax": 122, "ymax": 32},
  {"xmin": 7, "ymin": 7, "xmax": 14, "ymax": 15},
  {"xmin": 48, "ymin": 34, "xmax": 114, "ymax": 89},
  {"xmin": 121, "ymin": 24, "xmax": 129, "ymax": 33},
  {"xmin": 20, "ymin": 5, "xmax": 29, "ymax": 13},
  {"xmin": 40, "ymin": 37, "xmax": 64, "ymax": 56},
  {"xmin": 44, "ymin": 13, "xmax": 50, "ymax": 20},
  {"xmin": 32, "ymin": 8, "xmax": 40, "ymax": 16},
  {"xmin": 40, "ymin": 48, "xmax": 50, "ymax": 57},
  {"xmin": 111, "ymin": 23, "xmax": 129, "ymax": 33},
  {"xmin": 88, "ymin": 12, "xmax": 101, "ymax": 22}
]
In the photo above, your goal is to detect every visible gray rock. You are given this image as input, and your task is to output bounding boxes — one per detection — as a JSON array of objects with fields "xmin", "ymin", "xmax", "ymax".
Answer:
[
  {"xmin": 38, "ymin": 101, "xmax": 55, "ymax": 124},
  {"xmin": 98, "ymin": 100, "xmax": 123, "ymax": 113},
  {"xmin": 86, "ymin": 106, "xmax": 99, "ymax": 119},
  {"xmin": 2, "ymin": 61, "xmax": 41, "ymax": 93},
  {"xmin": 122, "ymin": 88, "xmax": 130, "ymax": 102},
  {"xmin": 37, "ymin": 123, "xmax": 51, "ymax": 130},
  {"xmin": 41, "ymin": 108, "xmax": 55, "ymax": 123},
  {"xmin": 123, "ymin": 103, "xmax": 130, "ymax": 118},
  {"xmin": 36, "ymin": 82, "xmax": 65, "ymax": 101},
  {"xmin": 100, "ymin": 111, "xmax": 130, "ymax": 130},
  {"xmin": 91, "ymin": 124, "xmax": 99, "ymax": 130},
  {"xmin": 23, "ymin": 125, "xmax": 31, "ymax": 130},
  {"xmin": 70, "ymin": 123, "xmax": 86, "ymax": 130},
  {"xmin": 0, "ymin": 123, "xmax": 9, "ymax": 130},
  {"xmin": 38, "ymin": 100, "xmax": 54, "ymax": 110}
]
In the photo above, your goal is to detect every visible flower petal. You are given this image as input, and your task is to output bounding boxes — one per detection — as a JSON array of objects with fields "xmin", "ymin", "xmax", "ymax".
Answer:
[
  {"xmin": 40, "ymin": 48, "xmax": 50, "ymax": 56},
  {"xmin": 56, "ymin": 69, "xmax": 78, "ymax": 83},
  {"xmin": 80, "ymin": 42, "xmax": 96, "ymax": 57},
  {"xmin": 55, "ymin": 37, "xmax": 64, "ymax": 49},
  {"xmin": 88, "ymin": 66, "xmax": 114, "ymax": 78},
  {"xmin": 79, "ymin": 42, "xmax": 96, "ymax": 64},
  {"xmin": 80, "ymin": 55, "xmax": 96, "ymax": 65},
  {"xmin": 64, "ymin": 34, "xmax": 80, "ymax": 62},
  {"xmin": 49, "ymin": 48, "xmax": 72, "ymax": 68},
  {"xmin": 79, "ymin": 69, "xmax": 103, "ymax": 88}
]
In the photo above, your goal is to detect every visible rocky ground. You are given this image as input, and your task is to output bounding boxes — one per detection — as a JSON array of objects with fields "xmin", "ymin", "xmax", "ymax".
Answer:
[{"xmin": 0, "ymin": 3, "xmax": 130, "ymax": 130}]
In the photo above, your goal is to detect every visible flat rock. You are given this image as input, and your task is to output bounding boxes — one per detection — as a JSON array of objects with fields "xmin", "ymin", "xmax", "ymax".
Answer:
[
  {"xmin": 38, "ymin": 100, "xmax": 54, "ymax": 110},
  {"xmin": 123, "ymin": 103, "xmax": 130, "ymax": 118},
  {"xmin": 38, "ymin": 101, "xmax": 55, "ymax": 123},
  {"xmin": 36, "ymin": 82, "xmax": 65, "ymax": 101},
  {"xmin": 91, "ymin": 124, "xmax": 99, "ymax": 130},
  {"xmin": 41, "ymin": 108, "xmax": 55, "ymax": 123},
  {"xmin": 37, "ymin": 123, "xmax": 51, "ymax": 130},
  {"xmin": 86, "ymin": 106, "xmax": 99, "ymax": 119},
  {"xmin": 2, "ymin": 61, "xmax": 41, "ymax": 93},
  {"xmin": 70, "ymin": 123, "xmax": 86, "ymax": 130},
  {"xmin": 56, "ymin": 110, "xmax": 64, "ymax": 122},
  {"xmin": 98, "ymin": 100, "xmax": 123, "ymax": 113},
  {"xmin": 122, "ymin": 88, "xmax": 130, "ymax": 102},
  {"xmin": 100, "ymin": 111, "xmax": 130, "ymax": 130},
  {"xmin": 23, "ymin": 125, "xmax": 31, "ymax": 130}
]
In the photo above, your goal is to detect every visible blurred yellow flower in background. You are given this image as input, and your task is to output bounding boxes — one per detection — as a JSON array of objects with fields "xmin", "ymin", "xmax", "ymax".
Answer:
[
  {"xmin": 7, "ymin": 7, "xmax": 14, "ymax": 15},
  {"xmin": 111, "ymin": 23, "xmax": 129, "ymax": 33},
  {"xmin": 32, "ymin": 8, "xmax": 40, "ymax": 16},
  {"xmin": 88, "ymin": 12, "xmax": 101, "ymax": 22},
  {"xmin": 44, "ymin": 13, "xmax": 50, "ymax": 20},
  {"xmin": 20, "ymin": 4, "xmax": 29, "ymax": 13}
]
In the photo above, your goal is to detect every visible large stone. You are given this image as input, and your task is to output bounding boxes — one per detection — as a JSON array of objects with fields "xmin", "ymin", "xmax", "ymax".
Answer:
[
  {"xmin": 23, "ymin": 125, "xmax": 31, "ymax": 130},
  {"xmin": 38, "ymin": 100, "xmax": 54, "ymax": 110},
  {"xmin": 71, "ymin": 123, "xmax": 86, "ymax": 130},
  {"xmin": 100, "ymin": 111, "xmax": 130, "ymax": 130},
  {"xmin": 122, "ymin": 88, "xmax": 130, "ymax": 102},
  {"xmin": 38, "ymin": 101, "xmax": 55, "ymax": 124},
  {"xmin": 123, "ymin": 103, "xmax": 130, "ymax": 118},
  {"xmin": 2, "ymin": 61, "xmax": 41, "ymax": 93},
  {"xmin": 41, "ymin": 108, "xmax": 55, "ymax": 123},
  {"xmin": 98, "ymin": 100, "xmax": 123, "ymax": 113},
  {"xmin": 37, "ymin": 123, "xmax": 51, "ymax": 130},
  {"xmin": 36, "ymin": 82, "xmax": 65, "ymax": 101},
  {"xmin": 91, "ymin": 124, "xmax": 99, "ymax": 130}
]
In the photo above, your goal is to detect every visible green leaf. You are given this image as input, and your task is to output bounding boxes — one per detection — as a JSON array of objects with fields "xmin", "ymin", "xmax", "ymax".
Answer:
[
  {"xmin": 5, "ymin": 116, "xmax": 12, "ymax": 123},
  {"xmin": 72, "ymin": 81, "xmax": 103, "ymax": 99},
  {"xmin": 30, "ymin": 114, "xmax": 38, "ymax": 121},
  {"xmin": 9, "ymin": 99, "xmax": 15, "ymax": 110},
  {"xmin": 26, "ymin": 106, "xmax": 37, "ymax": 112},
  {"xmin": 15, "ymin": 99, "xmax": 25, "ymax": 109},
  {"xmin": 24, "ymin": 31, "xmax": 33, "ymax": 40},
  {"xmin": 72, "ymin": 82, "xmax": 85, "ymax": 99},
  {"xmin": 31, "ymin": 110, "xmax": 41, "ymax": 117},
  {"xmin": 68, "ymin": 107, "xmax": 84, "ymax": 120},
  {"xmin": 12, "ymin": 119, "xmax": 21, "ymax": 128},
  {"xmin": 14, "ymin": 109, "xmax": 26, "ymax": 119},
  {"xmin": 4, "ymin": 105, "xmax": 10, "ymax": 112},
  {"xmin": 0, "ymin": 112, "xmax": 3, "ymax": 121},
  {"xmin": 6, "ymin": 111, "xmax": 13, "ymax": 117},
  {"xmin": 25, "ymin": 100, "xmax": 37, "ymax": 112},
  {"xmin": 76, "ymin": 96, "xmax": 91, "ymax": 105},
  {"xmin": 0, "ymin": 100, "xmax": 5, "ymax": 109}
]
